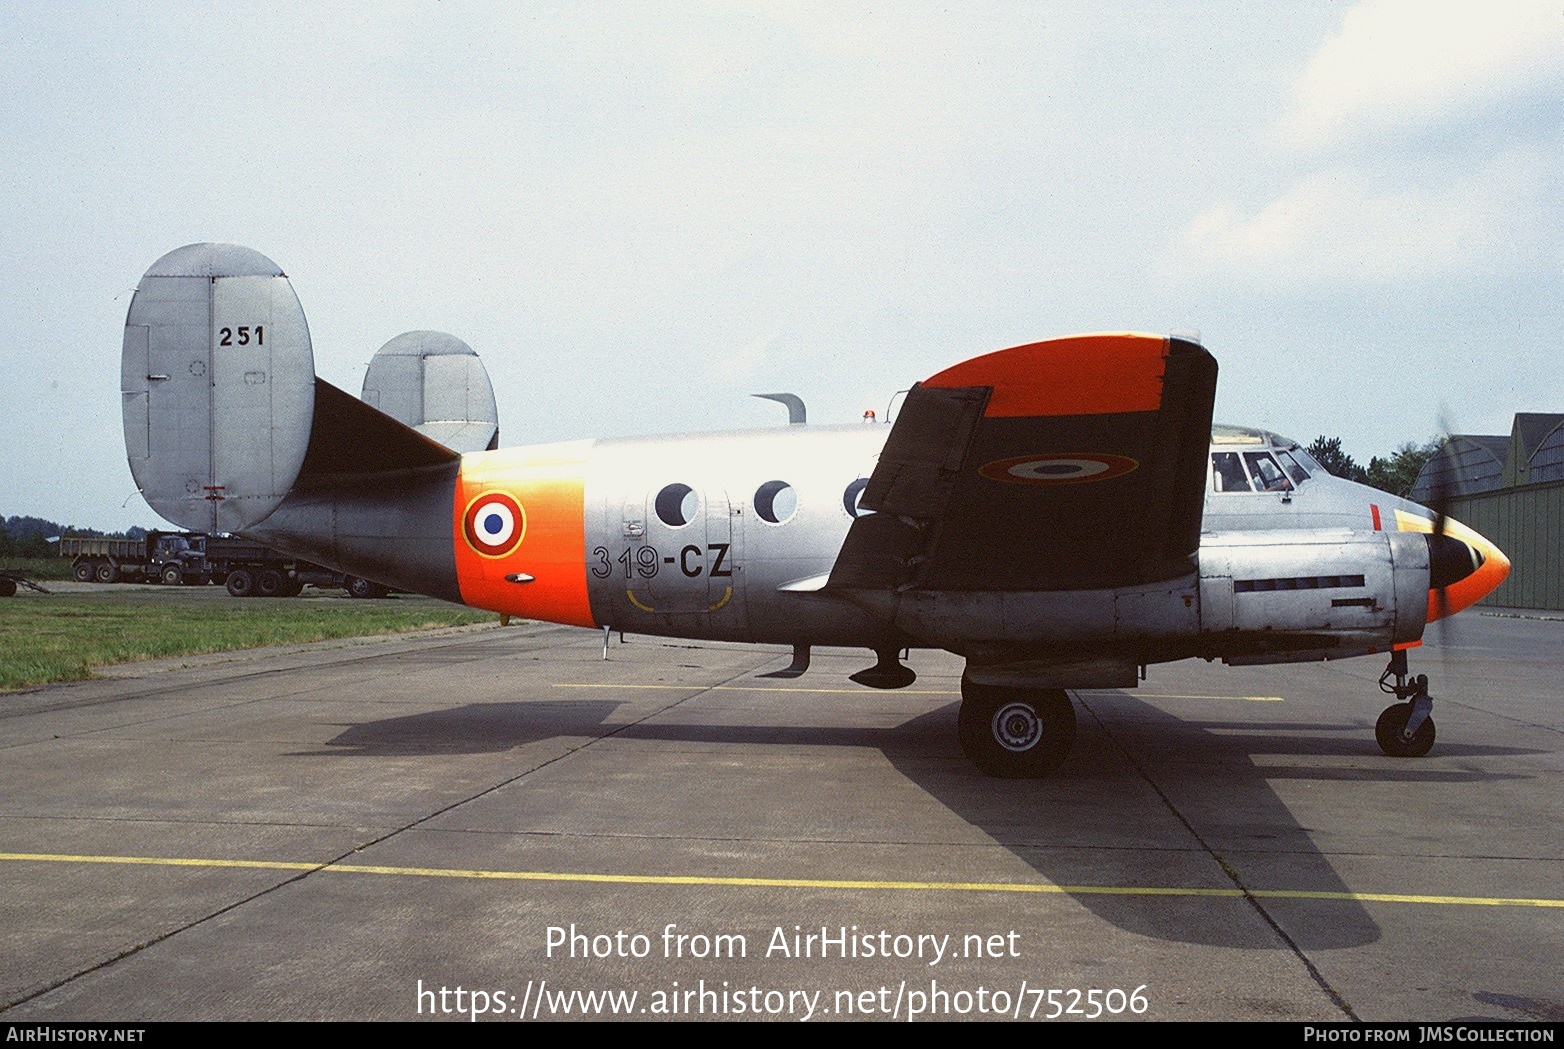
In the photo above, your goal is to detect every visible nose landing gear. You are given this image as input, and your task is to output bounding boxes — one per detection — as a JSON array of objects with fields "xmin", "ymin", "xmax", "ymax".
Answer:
[{"xmin": 1376, "ymin": 650, "xmax": 1436, "ymax": 757}]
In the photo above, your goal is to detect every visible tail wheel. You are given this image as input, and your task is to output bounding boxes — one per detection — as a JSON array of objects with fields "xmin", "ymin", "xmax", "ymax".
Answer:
[
  {"xmin": 256, "ymin": 570, "xmax": 283, "ymax": 598},
  {"xmin": 225, "ymin": 569, "xmax": 254, "ymax": 597},
  {"xmin": 958, "ymin": 675, "xmax": 1076, "ymax": 778},
  {"xmin": 73, "ymin": 561, "xmax": 95, "ymax": 582},
  {"xmin": 1375, "ymin": 703, "xmax": 1436, "ymax": 757},
  {"xmin": 346, "ymin": 576, "xmax": 390, "ymax": 599}
]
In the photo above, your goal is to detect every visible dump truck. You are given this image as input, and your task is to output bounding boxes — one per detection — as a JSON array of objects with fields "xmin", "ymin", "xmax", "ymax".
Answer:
[{"xmin": 58, "ymin": 532, "xmax": 390, "ymax": 597}]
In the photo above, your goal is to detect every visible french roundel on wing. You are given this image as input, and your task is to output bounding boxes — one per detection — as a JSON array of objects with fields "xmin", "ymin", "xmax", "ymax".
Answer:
[
  {"xmin": 462, "ymin": 491, "xmax": 526, "ymax": 557},
  {"xmin": 978, "ymin": 453, "xmax": 1139, "ymax": 485}
]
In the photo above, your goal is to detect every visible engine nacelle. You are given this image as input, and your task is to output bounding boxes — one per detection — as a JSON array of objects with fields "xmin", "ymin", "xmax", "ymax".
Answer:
[
  {"xmin": 1197, "ymin": 528, "xmax": 1429, "ymax": 663},
  {"xmin": 879, "ymin": 528, "xmax": 1429, "ymax": 686}
]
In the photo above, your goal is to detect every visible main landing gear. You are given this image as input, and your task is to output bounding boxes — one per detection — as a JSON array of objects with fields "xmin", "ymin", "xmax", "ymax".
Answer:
[
  {"xmin": 958, "ymin": 674, "xmax": 1076, "ymax": 778},
  {"xmin": 1376, "ymin": 649, "xmax": 1436, "ymax": 758}
]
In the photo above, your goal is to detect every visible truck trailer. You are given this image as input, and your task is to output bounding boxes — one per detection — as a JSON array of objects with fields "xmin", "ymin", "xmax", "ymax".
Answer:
[{"xmin": 59, "ymin": 532, "xmax": 390, "ymax": 597}]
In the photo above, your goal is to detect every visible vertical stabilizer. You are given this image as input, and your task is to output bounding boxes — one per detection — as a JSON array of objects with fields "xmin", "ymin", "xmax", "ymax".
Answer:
[
  {"xmin": 362, "ymin": 331, "xmax": 499, "ymax": 453},
  {"xmin": 122, "ymin": 243, "xmax": 316, "ymax": 533}
]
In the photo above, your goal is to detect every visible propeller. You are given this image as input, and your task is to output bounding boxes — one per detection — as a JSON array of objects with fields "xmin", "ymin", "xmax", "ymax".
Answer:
[
  {"xmin": 1375, "ymin": 411, "xmax": 1509, "ymax": 756},
  {"xmin": 1380, "ymin": 413, "xmax": 1462, "ymax": 705},
  {"xmin": 1408, "ymin": 407, "xmax": 1490, "ymax": 684},
  {"xmin": 1421, "ymin": 405, "xmax": 1498, "ymax": 628},
  {"xmin": 1429, "ymin": 406, "xmax": 1457, "ymax": 625}
]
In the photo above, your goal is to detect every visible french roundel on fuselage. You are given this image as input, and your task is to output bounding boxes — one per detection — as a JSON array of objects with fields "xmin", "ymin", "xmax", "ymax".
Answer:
[{"xmin": 463, "ymin": 491, "xmax": 525, "ymax": 558}]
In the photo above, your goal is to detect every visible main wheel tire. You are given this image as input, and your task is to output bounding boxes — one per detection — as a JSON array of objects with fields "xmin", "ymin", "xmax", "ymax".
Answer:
[
  {"xmin": 73, "ymin": 561, "xmax": 95, "ymax": 583},
  {"xmin": 160, "ymin": 564, "xmax": 184, "ymax": 586},
  {"xmin": 0, "ymin": 578, "xmax": 17, "ymax": 597},
  {"xmin": 225, "ymin": 569, "xmax": 255, "ymax": 598},
  {"xmin": 256, "ymin": 570, "xmax": 283, "ymax": 597},
  {"xmin": 958, "ymin": 676, "xmax": 1076, "ymax": 778},
  {"xmin": 1375, "ymin": 703, "xmax": 1435, "ymax": 757},
  {"xmin": 94, "ymin": 562, "xmax": 120, "ymax": 584}
]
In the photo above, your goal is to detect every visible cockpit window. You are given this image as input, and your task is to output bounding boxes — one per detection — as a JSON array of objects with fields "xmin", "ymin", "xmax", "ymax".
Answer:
[
  {"xmin": 1244, "ymin": 452, "xmax": 1293, "ymax": 492},
  {"xmin": 1292, "ymin": 447, "xmax": 1325, "ymax": 475},
  {"xmin": 1212, "ymin": 452, "xmax": 1252, "ymax": 492},
  {"xmin": 1276, "ymin": 450, "xmax": 1311, "ymax": 485}
]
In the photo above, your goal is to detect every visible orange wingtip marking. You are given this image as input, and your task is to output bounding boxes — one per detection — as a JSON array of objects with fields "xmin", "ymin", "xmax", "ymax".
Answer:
[
  {"xmin": 923, "ymin": 333, "xmax": 1169, "ymax": 417},
  {"xmin": 1392, "ymin": 640, "xmax": 1423, "ymax": 651}
]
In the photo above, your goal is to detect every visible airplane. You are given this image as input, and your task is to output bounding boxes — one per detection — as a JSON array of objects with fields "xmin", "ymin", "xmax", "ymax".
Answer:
[{"xmin": 119, "ymin": 243, "xmax": 1510, "ymax": 777}]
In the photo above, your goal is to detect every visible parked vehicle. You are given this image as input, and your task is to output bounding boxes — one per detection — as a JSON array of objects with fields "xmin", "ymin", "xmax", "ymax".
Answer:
[
  {"xmin": 58, "ymin": 532, "xmax": 390, "ymax": 597},
  {"xmin": 0, "ymin": 570, "xmax": 49, "ymax": 597},
  {"xmin": 59, "ymin": 532, "xmax": 200, "ymax": 585}
]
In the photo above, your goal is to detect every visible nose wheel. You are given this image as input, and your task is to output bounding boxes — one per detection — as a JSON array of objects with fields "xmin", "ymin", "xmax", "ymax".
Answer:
[{"xmin": 1376, "ymin": 650, "xmax": 1436, "ymax": 758}]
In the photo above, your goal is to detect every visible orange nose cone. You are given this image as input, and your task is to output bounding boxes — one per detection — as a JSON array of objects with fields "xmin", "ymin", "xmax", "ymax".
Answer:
[
  {"xmin": 1393, "ymin": 509, "xmax": 1510, "ymax": 622},
  {"xmin": 1426, "ymin": 518, "xmax": 1511, "ymax": 623}
]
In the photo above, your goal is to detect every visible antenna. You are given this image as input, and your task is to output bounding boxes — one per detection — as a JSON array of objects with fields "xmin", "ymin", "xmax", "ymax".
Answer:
[{"xmin": 752, "ymin": 393, "xmax": 806, "ymax": 425}]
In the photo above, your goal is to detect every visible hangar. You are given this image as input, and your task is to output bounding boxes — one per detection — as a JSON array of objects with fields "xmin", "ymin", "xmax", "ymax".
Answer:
[{"xmin": 1413, "ymin": 413, "xmax": 1564, "ymax": 610}]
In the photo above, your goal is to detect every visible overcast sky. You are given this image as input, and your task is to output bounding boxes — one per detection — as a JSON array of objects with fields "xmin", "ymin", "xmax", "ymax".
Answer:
[{"xmin": 2, "ymin": 1, "xmax": 1559, "ymax": 532}]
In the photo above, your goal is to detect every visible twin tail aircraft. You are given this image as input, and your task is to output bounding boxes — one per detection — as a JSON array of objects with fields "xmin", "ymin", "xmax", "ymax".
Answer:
[{"xmin": 120, "ymin": 244, "xmax": 1509, "ymax": 777}]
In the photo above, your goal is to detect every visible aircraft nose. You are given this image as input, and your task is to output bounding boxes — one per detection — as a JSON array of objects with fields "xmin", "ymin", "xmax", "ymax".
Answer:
[{"xmin": 1423, "ymin": 516, "xmax": 1510, "ymax": 622}]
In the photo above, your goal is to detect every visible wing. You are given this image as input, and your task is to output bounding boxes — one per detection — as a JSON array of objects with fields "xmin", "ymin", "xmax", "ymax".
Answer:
[{"xmin": 827, "ymin": 333, "xmax": 1216, "ymax": 592}]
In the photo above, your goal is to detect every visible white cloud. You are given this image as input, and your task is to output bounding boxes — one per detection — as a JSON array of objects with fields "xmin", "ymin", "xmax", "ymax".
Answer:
[
  {"xmin": 713, "ymin": 331, "xmax": 782, "ymax": 380},
  {"xmin": 1274, "ymin": 0, "xmax": 1564, "ymax": 150},
  {"xmin": 1174, "ymin": 0, "xmax": 1564, "ymax": 290},
  {"xmin": 1172, "ymin": 148, "xmax": 1554, "ymax": 285}
]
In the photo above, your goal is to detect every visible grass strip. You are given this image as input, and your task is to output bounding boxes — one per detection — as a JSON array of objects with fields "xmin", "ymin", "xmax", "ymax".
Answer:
[
  {"xmin": 0, "ymin": 592, "xmax": 493, "ymax": 690},
  {"xmin": 1, "ymin": 557, "xmax": 74, "ymax": 581}
]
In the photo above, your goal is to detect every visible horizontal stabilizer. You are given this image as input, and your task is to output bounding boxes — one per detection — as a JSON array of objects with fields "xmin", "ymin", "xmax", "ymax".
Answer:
[{"xmin": 299, "ymin": 380, "xmax": 458, "ymax": 480}]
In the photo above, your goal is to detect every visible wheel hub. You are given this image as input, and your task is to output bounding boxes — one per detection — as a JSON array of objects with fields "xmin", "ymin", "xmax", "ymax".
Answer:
[{"xmin": 992, "ymin": 701, "xmax": 1043, "ymax": 752}]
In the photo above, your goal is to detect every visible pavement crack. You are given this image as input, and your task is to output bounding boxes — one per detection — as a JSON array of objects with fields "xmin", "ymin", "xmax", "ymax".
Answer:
[
  {"xmin": 0, "ymin": 859, "xmax": 333, "ymax": 1014},
  {"xmin": 1076, "ymin": 693, "xmax": 1361, "ymax": 1022}
]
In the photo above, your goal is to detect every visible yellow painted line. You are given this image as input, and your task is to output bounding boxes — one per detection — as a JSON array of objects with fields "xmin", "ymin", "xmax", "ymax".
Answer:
[
  {"xmin": 0, "ymin": 852, "xmax": 318, "ymax": 872},
  {"xmin": 1134, "ymin": 693, "xmax": 1285, "ymax": 703},
  {"xmin": 1, "ymin": 852, "xmax": 1559, "ymax": 909},
  {"xmin": 555, "ymin": 683, "xmax": 1283, "ymax": 702},
  {"xmin": 554, "ymin": 683, "xmax": 961, "ymax": 696}
]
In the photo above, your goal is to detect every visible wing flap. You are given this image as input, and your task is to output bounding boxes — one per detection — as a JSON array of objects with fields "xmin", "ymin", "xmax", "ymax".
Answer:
[{"xmin": 864, "ymin": 385, "xmax": 988, "ymax": 517}]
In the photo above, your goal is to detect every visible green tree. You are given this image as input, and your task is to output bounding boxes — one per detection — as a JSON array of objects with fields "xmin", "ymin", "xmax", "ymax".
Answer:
[
  {"xmin": 1364, "ymin": 438, "xmax": 1444, "ymax": 499},
  {"xmin": 1306, "ymin": 436, "xmax": 1367, "ymax": 483}
]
